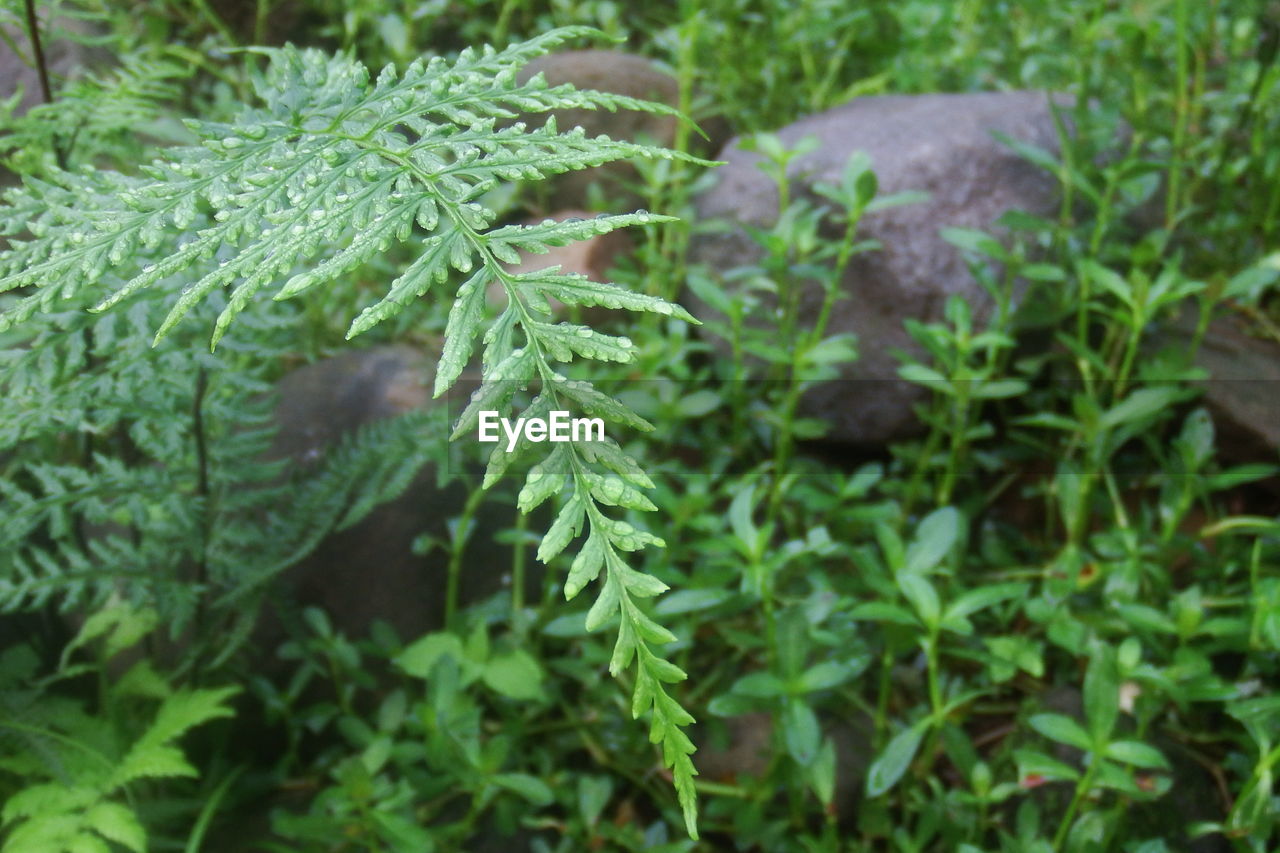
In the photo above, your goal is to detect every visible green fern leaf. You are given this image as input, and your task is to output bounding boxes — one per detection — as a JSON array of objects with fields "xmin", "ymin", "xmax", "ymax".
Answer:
[
  {"xmin": 2, "ymin": 785, "xmax": 97, "ymax": 824},
  {"xmin": 81, "ymin": 803, "xmax": 145, "ymax": 853},
  {"xmin": 0, "ymin": 26, "xmax": 711, "ymax": 837},
  {"xmin": 109, "ymin": 744, "xmax": 196, "ymax": 787},
  {"xmin": 135, "ymin": 687, "xmax": 239, "ymax": 751}
]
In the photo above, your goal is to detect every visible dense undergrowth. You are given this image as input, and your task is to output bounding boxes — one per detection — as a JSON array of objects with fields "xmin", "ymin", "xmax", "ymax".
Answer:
[{"xmin": 1, "ymin": 0, "xmax": 1279, "ymax": 851}]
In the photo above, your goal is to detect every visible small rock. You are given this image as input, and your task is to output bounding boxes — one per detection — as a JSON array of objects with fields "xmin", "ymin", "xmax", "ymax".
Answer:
[
  {"xmin": 695, "ymin": 709, "xmax": 872, "ymax": 821},
  {"xmin": 269, "ymin": 346, "xmax": 430, "ymax": 466},
  {"xmin": 687, "ymin": 92, "xmax": 1071, "ymax": 445},
  {"xmin": 696, "ymin": 712, "xmax": 774, "ymax": 783},
  {"xmin": 261, "ymin": 347, "xmax": 520, "ymax": 648},
  {"xmin": 515, "ymin": 50, "xmax": 726, "ymax": 207},
  {"xmin": 1173, "ymin": 310, "xmax": 1280, "ymax": 457},
  {"xmin": 518, "ymin": 50, "xmax": 679, "ymax": 145}
]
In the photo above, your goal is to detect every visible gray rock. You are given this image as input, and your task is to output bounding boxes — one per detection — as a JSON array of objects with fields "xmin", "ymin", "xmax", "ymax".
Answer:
[
  {"xmin": 515, "ymin": 50, "xmax": 728, "ymax": 208},
  {"xmin": 1183, "ymin": 312, "xmax": 1280, "ymax": 455},
  {"xmin": 262, "ymin": 346, "xmax": 523, "ymax": 647},
  {"xmin": 695, "ymin": 709, "xmax": 872, "ymax": 821},
  {"xmin": 518, "ymin": 50, "xmax": 680, "ymax": 147},
  {"xmin": 1145, "ymin": 306, "xmax": 1280, "ymax": 462},
  {"xmin": 269, "ymin": 345, "xmax": 431, "ymax": 465},
  {"xmin": 687, "ymin": 92, "xmax": 1070, "ymax": 445}
]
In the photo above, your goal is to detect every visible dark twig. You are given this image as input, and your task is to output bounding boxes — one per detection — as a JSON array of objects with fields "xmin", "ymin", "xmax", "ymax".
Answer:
[
  {"xmin": 22, "ymin": 0, "xmax": 67, "ymax": 170},
  {"xmin": 22, "ymin": 0, "xmax": 54, "ymax": 106}
]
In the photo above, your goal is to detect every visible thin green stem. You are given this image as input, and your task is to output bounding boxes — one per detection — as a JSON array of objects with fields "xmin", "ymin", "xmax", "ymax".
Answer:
[
  {"xmin": 493, "ymin": 0, "xmax": 523, "ymax": 46},
  {"xmin": 939, "ymin": 383, "xmax": 971, "ymax": 506},
  {"xmin": 873, "ymin": 646, "xmax": 893, "ymax": 745},
  {"xmin": 511, "ymin": 503, "xmax": 527, "ymax": 627},
  {"xmin": 190, "ymin": 0, "xmax": 238, "ymax": 46},
  {"xmin": 1167, "ymin": 0, "xmax": 1191, "ymax": 230},
  {"xmin": 446, "ymin": 486, "xmax": 487, "ymax": 631},
  {"xmin": 1053, "ymin": 762, "xmax": 1097, "ymax": 851}
]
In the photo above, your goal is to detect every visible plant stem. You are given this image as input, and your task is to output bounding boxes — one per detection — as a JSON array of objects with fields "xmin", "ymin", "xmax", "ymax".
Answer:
[
  {"xmin": 1053, "ymin": 762, "xmax": 1097, "ymax": 851},
  {"xmin": 940, "ymin": 382, "xmax": 971, "ymax": 506},
  {"xmin": 254, "ymin": 0, "xmax": 269, "ymax": 44},
  {"xmin": 493, "ymin": 0, "xmax": 522, "ymax": 46},
  {"xmin": 511, "ymin": 504, "xmax": 527, "ymax": 628},
  {"xmin": 873, "ymin": 646, "xmax": 893, "ymax": 744},
  {"xmin": 22, "ymin": 0, "xmax": 54, "ymax": 107},
  {"xmin": 446, "ymin": 487, "xmax": 487, "ymax": 631},
  {"xmin": 21, "ymin": 1, "xmax": 68, "ymax": 172},
  {"xmin": 190, "ymin": 0, "xmax": 239, "ymax": 47},
  {"xmin": 1167, "ymin": 0, "xmax": 1191, "ymax": 230}
]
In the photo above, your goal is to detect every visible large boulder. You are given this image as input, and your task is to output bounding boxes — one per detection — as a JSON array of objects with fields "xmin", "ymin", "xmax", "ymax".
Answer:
[{"xmin": 687, "ymin": 92, "xmax": 1070, "ymax": 445}]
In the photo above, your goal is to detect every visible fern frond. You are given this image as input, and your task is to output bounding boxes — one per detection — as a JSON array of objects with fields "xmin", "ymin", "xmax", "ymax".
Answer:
[
  {"xmin": 0, "ymin": 605, "xmax": 236, "ymax": 853},
  {"xmin": 0, "ymin": 27, "xmax": 709, "ymax": 835},
  {"xmin": 0, "ymin": 27, "xmax": 707, "ymax": 348},
  {"xmin": 0, "ymin": 49, "xmax": 192, "ymax": 175},
  {"xmin": 109, "ymin": 687, "xmax": 238, "ymax": 789}
]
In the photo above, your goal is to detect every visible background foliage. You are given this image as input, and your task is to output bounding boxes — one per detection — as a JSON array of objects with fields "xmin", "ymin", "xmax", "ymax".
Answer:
[{"xmin": 1, "ymin": 0, "xmax": 1279, "ymax": 851}]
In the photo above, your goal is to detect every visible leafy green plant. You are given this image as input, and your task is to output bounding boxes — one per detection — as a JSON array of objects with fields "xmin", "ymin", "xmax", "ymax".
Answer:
[
  {"xmin": 0, "ymin": 598, "xmax": 238, "ymax": 853},
  {"xmin": 5, "ymin": 0, "xmax": 1280, "ymax": 849}
]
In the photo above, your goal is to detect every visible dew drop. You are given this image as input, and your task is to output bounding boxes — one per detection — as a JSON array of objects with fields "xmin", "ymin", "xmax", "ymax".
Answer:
[{"xmin": 600, "ymin": 477, "xmax": 624, "ymax": 503}]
